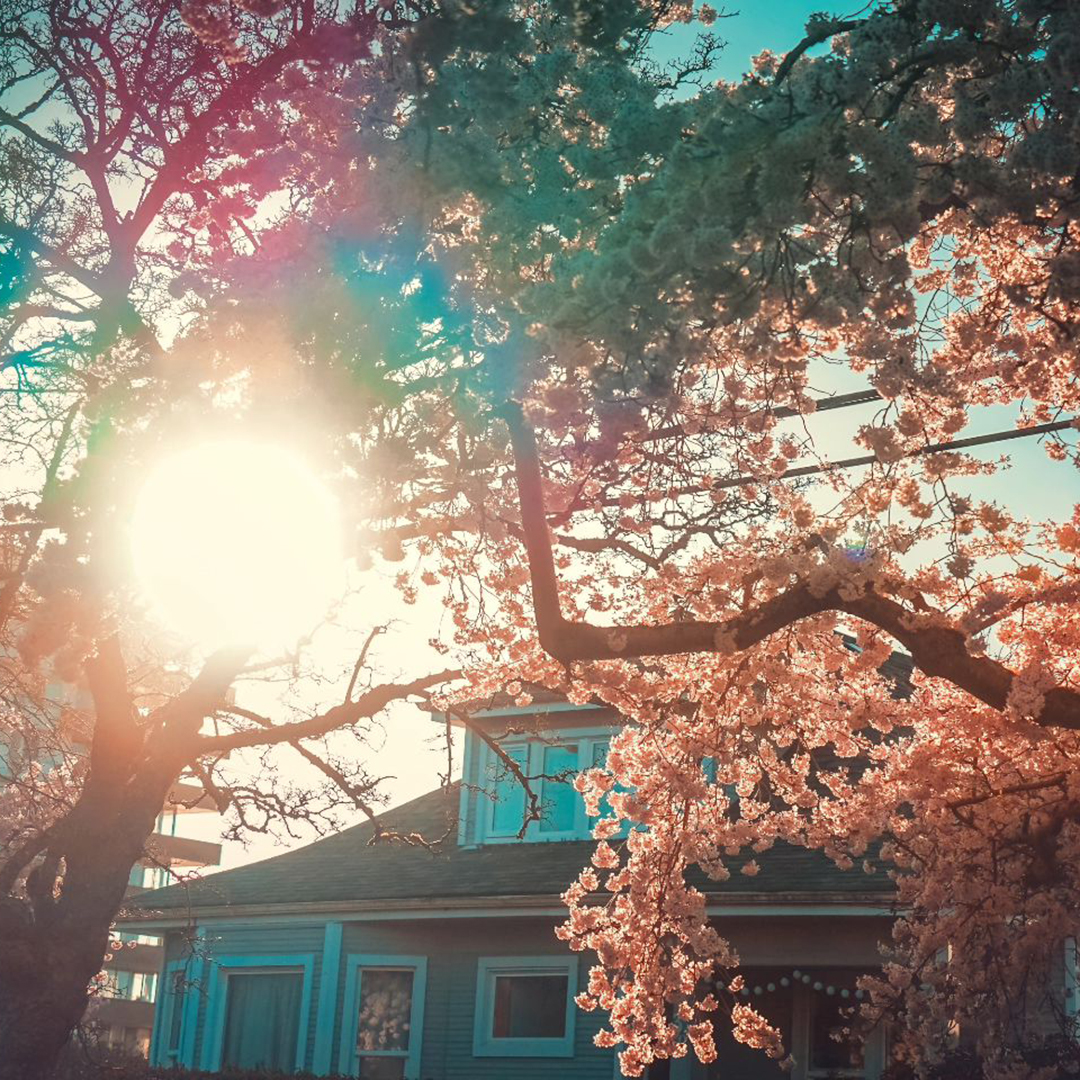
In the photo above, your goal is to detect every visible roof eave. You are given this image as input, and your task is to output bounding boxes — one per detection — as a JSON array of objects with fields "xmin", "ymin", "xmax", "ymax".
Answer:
[{"xmin": 119, "ymin": 890, "xmax": 896, "ymax": 930}]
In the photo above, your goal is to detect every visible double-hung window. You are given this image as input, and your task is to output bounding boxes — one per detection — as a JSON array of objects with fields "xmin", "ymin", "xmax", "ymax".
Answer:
[
  {"xmin": 538, "ymin": 742, "xmax": 580, "ymax": 836},
  {"xmin": 489, "ymin": 744, "xmax": 529, "ymax": 837},
  {"xmin": 202, "ymin": 954, "xmax": 314, "ymax": 1073},
  {"xmin": 152, "ymin": 961, "xmax": 194, "ymax": 1067},
  {"xmin": 339, "ymin": 955, "xmax": 427, "ymax": 1079},
  {"xmin": 473, "ymin": 956, "xmax": 577, "ymax": 1057},
  {"xmin": 482, "ymin": 730, "xmax": 621, "ymax": 842}
]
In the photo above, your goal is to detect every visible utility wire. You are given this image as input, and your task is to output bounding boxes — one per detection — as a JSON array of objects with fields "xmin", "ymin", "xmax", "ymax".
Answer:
[
  {"xmin": 770, "ymin": 387, "xmax": 882, "ymax": 418},
  {"xmin": 589, "ymin": 418, "xmax": 1075, "ymax": 512},
  {"xmin": 642, "ymin": 387, "xmax": 884, "ymax": 442},
  {"xmin": 712, "ymin": 418, "xmax": 1075, "ymax": 490}
]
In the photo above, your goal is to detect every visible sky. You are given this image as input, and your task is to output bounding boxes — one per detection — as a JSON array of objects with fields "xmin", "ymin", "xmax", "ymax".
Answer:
[
  {"xmin": 186, "ymin": 1, "xmax": 1079, "ymax": 872},
  {"xmin": 658, "ymin": 0, "xmax": 844, "ymax": 80}
]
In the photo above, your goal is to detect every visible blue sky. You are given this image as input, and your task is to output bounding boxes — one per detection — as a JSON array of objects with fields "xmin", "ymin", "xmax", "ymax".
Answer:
[
  {"xmin": 651, "ymin": 4, "xmax": 1076, "ymax": 526},
  {"xmin": 656, "ymin": 1, "xmax": 847, "ymax": 82}
]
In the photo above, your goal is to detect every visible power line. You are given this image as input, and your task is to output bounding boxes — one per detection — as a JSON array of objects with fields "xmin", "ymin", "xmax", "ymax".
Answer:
[
  {"xmin": 642, "ymin": 387, "xmax": 883, "ymax": 443},
  {"xmin": 712, "ymin": 418, "xmax": 1075, "ymax": 490},
  {"xmin": 770, "ymin": 387, "xmax": 882, "ymax": 418},
  {"xmin": 587, "ymin": 418, "xmax": 1074, "ymax": 512}
]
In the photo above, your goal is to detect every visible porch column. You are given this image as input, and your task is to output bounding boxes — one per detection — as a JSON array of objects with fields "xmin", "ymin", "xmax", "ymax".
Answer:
[{"xmin": 312, "ymin": 920, "xmax": 344, "ymax": 1074}]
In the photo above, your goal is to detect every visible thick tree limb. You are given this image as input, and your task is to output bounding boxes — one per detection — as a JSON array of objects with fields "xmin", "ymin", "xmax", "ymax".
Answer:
[
  {"xmin": 774, "ymin": 18, "xmax": 863, "ymax": 85},
  {"xmin": 505, "ymin": 406, "xmax": 1080, "ymax": 730},
  {"xmin": 144, "ymin": 647, "xmax": 252, "ymax": 768},
  {"xmin": 84, "ymin": 635, "xmax": 139, "ymax": 786}
]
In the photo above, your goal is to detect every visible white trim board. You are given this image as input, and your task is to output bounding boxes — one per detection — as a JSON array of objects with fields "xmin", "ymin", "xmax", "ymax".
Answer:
[{"xmin": 124, "ymin": 899, "xmax": 896, "ymax": 930}]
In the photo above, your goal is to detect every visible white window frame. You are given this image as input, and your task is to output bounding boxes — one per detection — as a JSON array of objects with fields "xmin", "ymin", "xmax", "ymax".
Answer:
[
  {"xmin": 201, "ymin": 953, "xmax": 315, "ymax": 1072},
  {"xmin": 473, "ymin": 955, "xmax": 577, "ymax": 1057},
  {"xmin": 477, "ymin": 728, "xmax": 618, "ymax": 844},
  {"xmin": 338, "ymin": 953, "xmax": 427, "ymax": 1079}
]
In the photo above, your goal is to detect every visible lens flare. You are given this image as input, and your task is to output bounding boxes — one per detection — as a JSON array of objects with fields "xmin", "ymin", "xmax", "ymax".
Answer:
[{"xmin": 131, "ymin": 440, "xmax": 342, "ymax": 650}]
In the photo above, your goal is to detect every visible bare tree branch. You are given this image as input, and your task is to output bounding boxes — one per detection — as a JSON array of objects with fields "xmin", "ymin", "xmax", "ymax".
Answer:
[{"xmin": 194, "ymin": 669, "xmax": 459, "ymax": 753}]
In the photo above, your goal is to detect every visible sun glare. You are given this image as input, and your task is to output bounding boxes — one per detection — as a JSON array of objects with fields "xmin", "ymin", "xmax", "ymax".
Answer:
[{"xmin": 131, "ymin": 440, "xmax": 343, "ymax": 651}]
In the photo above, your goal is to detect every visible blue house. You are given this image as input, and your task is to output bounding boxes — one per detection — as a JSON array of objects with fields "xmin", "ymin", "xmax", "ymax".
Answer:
[{"xmin": 126, "ymin": 695, "xmax": 897, "ymax": 1079}]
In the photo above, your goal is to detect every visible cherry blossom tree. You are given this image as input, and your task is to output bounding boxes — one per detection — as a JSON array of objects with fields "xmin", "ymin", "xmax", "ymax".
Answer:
[
  {"xmin": 289, "ymin": 2, "xmax": 1078, "ymax": 1075},
  {"xmin": 4, "ymin": 0, "xmax": 1080, "ymax": 1078}
]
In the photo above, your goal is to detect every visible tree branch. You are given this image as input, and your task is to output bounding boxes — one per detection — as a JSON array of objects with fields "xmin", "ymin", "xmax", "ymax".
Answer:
[
  {"xmin": 773, "ymin": 18, "xmax": 863, "ymax": 85},
  {"xmin": 506, "ymin": 409, "xmax": 1080, "ymax": 730},
  {"xmin": 194, "ymin": 669, "xmax": 459, "ymax": 753},
  {"xmin": 0, "ymin": 400, "xmax": 79, "ymax": 634}
]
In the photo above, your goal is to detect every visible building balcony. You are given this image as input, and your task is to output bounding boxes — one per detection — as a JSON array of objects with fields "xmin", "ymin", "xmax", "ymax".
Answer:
[
  {"xmin": 105, "ymin": 942, "xmax": 163, "ymax": 975},
  {"xmin": 144, "ymin": 832, "xmax": 221, "ymax": 868},
  {"xmin": 86, "ymin": 996, "xmax": 155, "ymax": 1031}
]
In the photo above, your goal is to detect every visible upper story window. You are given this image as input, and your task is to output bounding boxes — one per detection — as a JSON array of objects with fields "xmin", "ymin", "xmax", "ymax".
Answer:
[{"xmin": 477, "ymin": 728, "xmax": 619, "ymax": 844}]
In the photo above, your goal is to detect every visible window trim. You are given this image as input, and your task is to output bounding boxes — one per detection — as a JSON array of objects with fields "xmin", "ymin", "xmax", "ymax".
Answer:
[
  {"xmin": 477, "ymin": 728, "xmax": 618, "ymax": 844},
  {"xmin": 473, "ymin": 955, "xmax": 578, "ymax": 1057},
  {"xmin": 338, "ymin": 953, "xmax": 427, "ymax": 1079},
  {"xmin": 201, "ymin": 953, "xmax": 315, "ymax": 1072},
  {"xmin": 151, "ymin": 960, "xmax": 187, "ymax": 1067},
  {"xmin": 791, "ymin": 978, "xmax": 886, "ymax": 1080}
]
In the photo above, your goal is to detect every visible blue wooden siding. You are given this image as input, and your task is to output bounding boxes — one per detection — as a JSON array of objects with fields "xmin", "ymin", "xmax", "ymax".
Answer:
[
  {"xmin": 339, "ymin": 918, "xmax": 612, "ymax": 1079},
  {"xmin": 160, "ymin": 917, "xmax": 615, "ymax": 1078},
  {"xmin": 162, "ymin": 922, "xmax": 326, "ymax": 1071}
]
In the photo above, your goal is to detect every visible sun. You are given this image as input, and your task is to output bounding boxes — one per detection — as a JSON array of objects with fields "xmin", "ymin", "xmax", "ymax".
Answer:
[{"xmin": 131, "ymin": 440, "xmax": 344, "ymax": 651}]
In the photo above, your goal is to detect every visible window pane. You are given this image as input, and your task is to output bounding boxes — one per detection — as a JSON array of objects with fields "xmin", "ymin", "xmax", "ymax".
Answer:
[
  {"xmin": 357, "ymin": 968, "xmax": 414, "ymax": 1053},
  {"xmin": 221, "ymin": 971, "xmax": 302, "ymax": 1071},
  {"xmin": 167, "ymin": 972, "xmax": 185, "ymax": 1053},
  {"xmin": 358, "ymin": 1058, "xmax": 406, "ymax": 1079},
  {"xmin": 490, "ymin": 746, "xmax": 528, "ymax": 835},
  {"xmin": 492, "ymin": 974, "xmax": 567, "ymax": 1038},
  {"xmin": 809, "ymin": 992, "xmax": 864, "ymax": 1071},
  {"xmin": 132, "ymin": 972, "xmax": 156, "ymax": 1001},
  {"xmin": 539, "ymin": 745, "xmax": 578, "ymax": 833},
  {"xmin": 590, "ymin": 741, "xmax": 615, "ymax": 821}
]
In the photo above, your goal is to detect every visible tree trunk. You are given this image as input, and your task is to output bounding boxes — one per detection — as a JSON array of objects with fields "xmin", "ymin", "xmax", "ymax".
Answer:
[
  {"xmin": 0, "ymin": 905, "xmax": 116, "ymax": 1080},
  {"xmin": 0, "ymin": 785, "xmax": 170, "ymax": 1079}
]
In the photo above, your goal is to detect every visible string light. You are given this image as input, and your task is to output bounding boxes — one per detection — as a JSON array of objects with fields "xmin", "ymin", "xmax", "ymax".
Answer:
[{"xmin": 735, "ymin": 971, "xmax": 867, "ymax": 1000}]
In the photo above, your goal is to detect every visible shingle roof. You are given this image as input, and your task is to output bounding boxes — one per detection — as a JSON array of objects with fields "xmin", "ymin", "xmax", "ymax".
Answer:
[{"xmin": 129, "ymin": 784, "xmax": 893, "ymax": 917}]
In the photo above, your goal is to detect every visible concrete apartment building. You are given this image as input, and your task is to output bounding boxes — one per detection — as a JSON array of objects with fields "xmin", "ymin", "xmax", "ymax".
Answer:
[{"xmin": 88, "ymin": 781, "xmax": 222, "ymax": 1056}]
